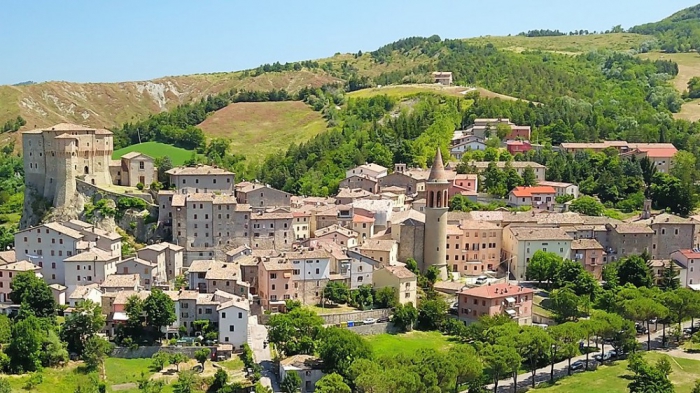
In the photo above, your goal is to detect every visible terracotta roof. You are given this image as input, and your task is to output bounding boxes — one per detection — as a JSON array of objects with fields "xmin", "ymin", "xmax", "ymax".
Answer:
[
  {"xmin": 608, "ymin": 223, "xmax": 654, "ymax": 234},
  {"xmin": 508, "ymin": 227, "xmax": 572, "ymax": 241},
  {"xmin": 113, "ymin": 290, "xmax": 150, "ymax": 305},
  {"xmin": 381, "ymin": 265, "xmax": 416, "ymax": 279},
  {"xmin": 205, "ymin": 262, "xmax": 239, "ymax": 280},
  {"xmin": 428, "ymin": 148, "xmax": 448, "ymax": 181},
  {"xmin": 510, "ymin": 186, "xmax": 556, "ymax": 197},
  {"xmin": 64, "ymin": 248, "xmax": 117, "ymax": 262},
  {"xmin": 390, "ymin": 209, "xmax": 425, "ymax": 224},
  {"xmin": 177, "ymin": 290, "xmax": 200, "ymax": 300},
  {"xmin": 636, "ymin": 213, "xmax": 697, "ymax": 226},
  {"xmin": 287, "ymin": 249, "xmax": 332, "ymax": 260},
  {"xmin": 315, "ymin": 224, "xmax": 357, "ymax": 239},
  {"xmin": 68, "ymin": 284, "xmax": 101, "ymax": 299},
  {"xmin": 42, "ymin": 222, "xmax": 84, "ymax": 239},
  {"xmin": 117, "ymin": 257, "xmax": 155, "ymax": 268},
  {"xmin": 166, "ymin": 165, "xmax": 234, "ymax": 176},
  {"xmin": 171, "ymin": 194, "xmax": 186, "ymax": 207},
  {"xmin": 0, "ymin": 260, "xmax": 39, "ymax": 272},
  {"xmin": 250, "ymin": 211, "xmax": 292, "ymax": 220},
  {"xmin": 447, "ymin": 225, "xmax": 462, "ymax": 236},
  {"xmin": 571, "ymin": 239, "xmax": 605, "ymax": 250},
  {"xmin": 359, "ymin": 239, "xmax": 397, "ymax": 252},
  {"xmin": 188, "ymin": 259, "xmax": 216, "ymax": 273},
  {"xmin": 101, "ymin": 274, "xmax": 140, "ymax": 288},
  {"xmin": 352, "ymin": 214, "xmax": 375, "ymax": 223},
  {"xmin": 218, "ymin": 296, "xmax": 250, "ymax": 312},
  {"xmin": 459, "ymin": 282, "xmax": 534, "ymax": 299},
  {"xmin": 458, "ymin": 220, "xmax": 501, "ymax": 230},
  {"xmin": 640, "ymin": 148, "xmax": 678, "ymax": 158},
  {"xmin": 261, "ymin": 258, "xmax": 294, "ymax": 271},
  {"xmin": 674, "ymin": 249, "xmax": 700, "ymax": 259},
  {"xmin": 336, "ymin": 188, "xmax": 374, "ymax": 199}
]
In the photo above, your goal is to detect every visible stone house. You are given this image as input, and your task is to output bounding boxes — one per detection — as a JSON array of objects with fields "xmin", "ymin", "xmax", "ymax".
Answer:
[
  {"xmin": 314, "ymin": 224, "xmax": 359, "ymax": 248},
  {"xmin": 167, "ymin": 165, "xmax": 235, "ymax": 194},
  {"xmin": 279, "ymin": 355, "xmax": 325, "ymax": 393},
  {"xmin": 111, "ymin": 152, "xmax": 156, "ymax": 187},
  {"xmin": 235, "ymin": 182, "xmax": 291, "ymax": 209},
  {"xmin": 339, "ymin": 175, "xmax": 379, "ymax": 194}
]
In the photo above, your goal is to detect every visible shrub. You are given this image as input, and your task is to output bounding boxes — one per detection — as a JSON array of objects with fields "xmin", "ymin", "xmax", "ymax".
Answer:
[{"xmin": 136, "ymin": 182, "xmax": 145, "ymax": 191}]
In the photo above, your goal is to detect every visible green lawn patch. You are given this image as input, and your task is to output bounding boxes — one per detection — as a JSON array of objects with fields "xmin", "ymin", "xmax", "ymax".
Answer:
[
  {"xmin": 219, "ymin": 356, "xmax": 245, "ymax": 372},
  {"xmin": 536, "ymin": 352, "xmax": 700, "ymax": 393},
  {"xmin": 6, "ymin": 366, "xmax": 96, "ymax": 393},
  {"xmin": 104, "ymin": 357, "xmax": 153, "ymax": 386},
  {"xmin": 366, "ymin": 331, "xmax": 454, "ymax": 358},
  {"xmin": 112, "ymin": 142, "xmax": 194, "ymax": 166}
]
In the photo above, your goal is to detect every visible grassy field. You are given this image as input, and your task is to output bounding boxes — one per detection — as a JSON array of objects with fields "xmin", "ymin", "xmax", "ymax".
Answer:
[
  {"xmin": 465, "ymin": 33, "xmax": 647, "ymax": 53},
  {"xmin": 638, "ymin": 51, "xmax": 700, "ymax": 121},
  {"xmin": 348, "ymin": 84, "xmax": 472, "ymax": 99},
  {"xmin": 197, "ymin": 101, "xmax": 327, "ymax": 162},
  {"xmin": 366, "ymin": 330, "xmax": 455, "ymax": 357},
  {"xmin": 112, "ymin": 142, "xmax": 194, "ymax": 166},
  {"xmin": 537, "ymin": 352, "xmax": 700, "ymax": 393}
]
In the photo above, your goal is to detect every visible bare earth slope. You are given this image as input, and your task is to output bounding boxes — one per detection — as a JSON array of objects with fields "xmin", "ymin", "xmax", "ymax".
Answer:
[{"xmin": 1, "ymin": 70, "xmax": 339, "ymax": 130}]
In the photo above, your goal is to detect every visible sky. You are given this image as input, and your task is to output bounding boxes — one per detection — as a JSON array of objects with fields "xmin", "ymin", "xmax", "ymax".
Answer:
[{"xmin": 1, "ymin": 0, "xmax": 698, "ymax": 85}]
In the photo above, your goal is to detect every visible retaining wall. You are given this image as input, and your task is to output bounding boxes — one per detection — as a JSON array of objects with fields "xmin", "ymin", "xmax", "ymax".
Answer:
[
  {"xmin": 110, "ymin": 345, "xmax": 220, "ymax": 359},
  {"xmin": 318, "ymin": 308, "xmax": 391, "ymax": 325}
]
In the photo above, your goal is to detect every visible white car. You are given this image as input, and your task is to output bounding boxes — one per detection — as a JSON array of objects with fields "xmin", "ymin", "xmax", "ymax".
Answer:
[
  {"xmin": 475, "ymin": 276, "xmax": 488, "ymax": 285},
  {"xmin": 363, "ymin": 318, "xmax": 377, "ymax": 325}
]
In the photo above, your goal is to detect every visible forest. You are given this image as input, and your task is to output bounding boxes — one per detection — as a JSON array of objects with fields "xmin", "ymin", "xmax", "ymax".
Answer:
[{"xmin": 629, "ymin": 4, "xmax": 700, "ymax": 52}]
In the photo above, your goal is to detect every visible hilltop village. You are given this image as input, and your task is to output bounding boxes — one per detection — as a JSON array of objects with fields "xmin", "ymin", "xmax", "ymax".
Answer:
[{"xmin": 4, "ymin": 118, "xmax": 699, "ymax": 391}]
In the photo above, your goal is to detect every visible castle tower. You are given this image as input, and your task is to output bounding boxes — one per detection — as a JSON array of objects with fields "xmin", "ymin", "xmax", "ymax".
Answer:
[
  {"xmin": 52, "ymin": 133, "xmax": 78, "ymax": 207},
  {"xmin": 423, "ymin": 147, "xmax": 449, "ymax": 280}
]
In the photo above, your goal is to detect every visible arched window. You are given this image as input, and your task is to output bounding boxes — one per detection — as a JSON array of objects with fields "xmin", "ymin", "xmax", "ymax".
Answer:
[
  {"xmin": 84, "ymin": 166, "xmax": 89, "ymax": 174},
  {"xmin": 429, "ymin": 191, "xmax": 434, "ymax": 207},
  {"xmin": 437, "ymin": 189, "xmax": 442, "ymax": 208}
]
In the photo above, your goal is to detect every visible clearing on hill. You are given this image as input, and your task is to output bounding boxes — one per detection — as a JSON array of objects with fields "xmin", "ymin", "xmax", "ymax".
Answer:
[
  {"xmin": 638, "ymin": 51, "xmax": 700, "ymax": 121},
  {"xmin": 465, "ymin": 33, "xmax": 647, "ymax": 53},
  {"xmin": 197, "ymin": 101, "xmax": 327, "ymax": 161},
  {"xmin": 112, "ymin": 142, "xmax": 194, "ymax": 166},
  {"xmin": 348, "ymin": 84, "xmax": 528, "ymax": 102}
]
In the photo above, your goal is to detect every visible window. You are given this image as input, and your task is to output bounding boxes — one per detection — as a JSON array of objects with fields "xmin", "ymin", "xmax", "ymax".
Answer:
[
  {"xmin": 271, "ymin": 284, "xmax": 276, "ymax": 290},
  {"xmin": 315, "ymin": 268, "xmax": 319, "ymax": 274},
  {"xmin": 229, "ymin": 325, "xmax": 234, "ymax": 332},
  {"xmin": 238, "ymin": 312, "xmax": 243, "ymax": 318},
  {"xmin": 205, "ymin": 308, "xmax": 212, "ymax": 314},
  {"xmin": 139, "ymin": 162, "xmax": 144, "ymax": 169}
]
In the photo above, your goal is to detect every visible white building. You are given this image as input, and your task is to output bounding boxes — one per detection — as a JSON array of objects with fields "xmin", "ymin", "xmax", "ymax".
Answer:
[
  {"xmin": 502, "ymin": 226, "xmax": 573, "ymax": 280},
  {"xmin": 345, "ymin": 163, "xmax": 388, "ymax": 180},
  {"xmin": 217, "ymin": 296, "xmax": 250, "ymax": 348},
  {"xmin": 538, "ymin": 181, "xmax": 580, "ymax": 199}
]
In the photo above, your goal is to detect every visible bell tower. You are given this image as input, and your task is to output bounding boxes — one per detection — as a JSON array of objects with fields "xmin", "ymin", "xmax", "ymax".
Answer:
[{"xmin": 423, "ymin": 147, "xmax": 449, "ymax": 280}]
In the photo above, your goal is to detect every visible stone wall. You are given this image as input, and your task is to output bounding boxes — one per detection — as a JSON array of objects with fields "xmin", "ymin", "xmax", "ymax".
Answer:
[
  {"xmin": 110, "ymin": 345, "xmax": 221, "ymax": 359},
  {"xmin": 76, "ymin": 179, "xmax": 156, "ymax": 206},
  {"xmin": 346, "ymin": 322, "xmax": 398, "ymax": 335},
  {"xmin": 318, "ymin": 308, "xmax": 391, "ymax": 325}
]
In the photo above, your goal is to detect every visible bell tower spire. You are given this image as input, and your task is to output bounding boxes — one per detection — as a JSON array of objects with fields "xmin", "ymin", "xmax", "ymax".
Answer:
[{"xmin": 423, "ymin": 147, "xmax": 449, "ymax": 280}]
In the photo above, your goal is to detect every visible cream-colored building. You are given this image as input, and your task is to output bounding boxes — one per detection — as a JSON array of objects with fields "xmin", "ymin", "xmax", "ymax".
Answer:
[
  {"xmin": 137, "ymin": 242, "xmax": 184, "ymax": 282},
  {"xmin": 352, "ymin": 214, "xmax": 375, "ymax": 241},
  {"xmin": 235, "ymin": 182, "xmax": 291, "ymax": 209},
  {"xmin": 14, "ymin": 220, "xmax": 121, "ymax": 289},
  {"xmin": 502, "ymin": 226, "xmax": 573, "ymax": 280},
  {"xmin": 292, "ymin": 211, "xmax": 312, "ymax": 240},
  {"xmin": 110, "ymin": 152, "xmax": 156, "ymax": 187},
  {"xmin": 167, "ymin": 165, "xmax": 235, "ymax": 193},
  {"xmin": 373, "ymin": 265, "xmax": 417, "ymax": 306},
  {"xmin": 358, "ymin": 239, "xmax": 398, "ymax": 266},
  {"xmin": 446, "ymin": 220, "xmax": 503, "ymax": 275},
  {"xmin": 314, "ymin": 225, "xmax": 359, "ymax": 248}
]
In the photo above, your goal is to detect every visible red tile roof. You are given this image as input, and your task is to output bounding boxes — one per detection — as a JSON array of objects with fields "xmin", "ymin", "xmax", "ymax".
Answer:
[
  {"xmin": 640, "ymin": 148, "xmax": 678, "ymax": 158},
  {"xmin": 676, "ymin": 249, "xmax": 700, "ymax": 259},
  {"xmin": 510, "ymin": 186, "xmax": 556, "ymax": 197},
  {"xmin": 459, "ymin": 282, "xmax": 534, "ymax": 299},
  {"xmin": 352, "ymin": 214, "xmax": 375, "ymax": 223}
]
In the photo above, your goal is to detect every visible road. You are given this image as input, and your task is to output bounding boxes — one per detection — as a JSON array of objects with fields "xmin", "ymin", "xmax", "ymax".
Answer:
[
  {"xmin": 248, "ymin": 315, "xmax": 280, "ymax": 392},
  {"xmin": 474, "ymin": 321, "xmax": 694, "ymax": 393}
]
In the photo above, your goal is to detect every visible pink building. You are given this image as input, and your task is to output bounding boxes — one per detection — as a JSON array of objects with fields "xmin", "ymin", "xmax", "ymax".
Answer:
[
  {"xmin": 0, "ymin": 260, "xmax": 41, "ymax": 303},
  {"xmin": 457, "ymin": 282, "xmax": 534, "ymax": 325},
  {"xmin": 507, "ymin": 126, "xmax": 531, "ymax": 140},
  {"xmin": 257, "ymin": 256, "xmax": 294, "ymax": 311},
  {"xmin": 449, "ymin": 174, "xmax": 478, "ymax": 199},
  {"xmin": 445, "ymin": 221, "xmax": 502, "ymax": 276},
  {"xmin": 506, "ymin": 140, "xmax": 533, "ymax": 155},
  {"xmin": 671, "ymin": 249, "xmax": 700, "ymax": 287}
]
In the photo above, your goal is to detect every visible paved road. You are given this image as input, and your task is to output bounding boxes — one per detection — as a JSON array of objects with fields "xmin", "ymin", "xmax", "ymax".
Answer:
[
  {"xmin": 249, "ymin": 316, "xmax": 280, "ymax": 392},
  {"xmin": 474, "ymin": 321, "xmax": 694, "ymax": 393}
]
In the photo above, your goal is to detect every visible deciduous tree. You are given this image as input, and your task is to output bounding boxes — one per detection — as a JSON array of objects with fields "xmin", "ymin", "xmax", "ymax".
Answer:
[
  {"xmin": 315, "ymin": 373, "xmax": 351, "ymax": 393},
  {"xmin": 268, "ymin": 308, "xmax": 324, "ymax": 356},
  {"xmin": 144, "ymin": 289, "xmax": 176, "ymax": 340},
  {"xmin": 60, "ymin": 299, "xmax": 105, "ymax": 356}
]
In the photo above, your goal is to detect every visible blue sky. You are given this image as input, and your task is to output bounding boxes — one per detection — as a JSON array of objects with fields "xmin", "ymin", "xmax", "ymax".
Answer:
[{"xmin": 1, "ymin": 0, "xmax": 697, "ymax": 85}]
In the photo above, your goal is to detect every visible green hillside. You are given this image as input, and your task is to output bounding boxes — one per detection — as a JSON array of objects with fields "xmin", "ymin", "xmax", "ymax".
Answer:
[
  {"xmin": 630, "ymin": 3, "xmax": 700, "ymax": 52},
  {"xmin": 112, "ymin": 142, "xmax": 194, "ymax": 166}
]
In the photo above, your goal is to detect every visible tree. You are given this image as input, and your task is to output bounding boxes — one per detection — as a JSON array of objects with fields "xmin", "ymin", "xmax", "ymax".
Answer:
[
  {"xmin": 281, "ymin": 371, "xmax": 302, "ymax": 393},
  {"xmin": 194, "ymin": 348, "xmax": 210, "ymax": 367},
  {"xmin": 169, "ymin": 353, "xmax": 189, "ymax": 372},
  {"xmin": 660, "ymin": 261, "xmax": 681, "ymax": 291},
  {"xmin": 550, "ymin": 287, "xmax": 582, "ymax": 322},
  {"xmin": 174, "ymin": 275, "xmax": 187, "ymax": 290},
  {"xmin": 350, "ymin": 285, "xmax": 374, "ymax": 310},
  {"xmin": 504, "ymin": 161, "xmax": 523, "ymax": 191},
  {"xmin": 549, "ymin": 322, "xmax": 582, "ymax": 378},
  {"xmin": 374, "ymin": 287, "xmax": 397, "ymax": 309},
  {"xmin": 617, "ymin": 255, "xmax": 654, "ymax": 288},
  {"xmin": 151, "ymin": 352, "xmax": 170, "ymax": 371},
  {"xmin": 449, "ymin": 345, "xmax": 483, "ymax": 393},
  {"xmin": 322, "ymin": 281, "xmax": 350, "ymax": 305},
  {"xmin": 83, "ymin": 336, "xmax": 113, "ymax": 375},
  {"xmin": 569, "ymin": 196, "xmax": 604, "ymax": 216},
  {"xmin": 650, "ymin": 172, "xmax": 694, "ymax": 216},
  {"xmin": 172, "ymin": 371, "xmax": 196, "ymax": 393},
  {"xmin": 0, "ymin": 379, "xmax": 10, "ymax": 393},
  {"xmin": 671, "ymin": 150, "xmax": 697, "ymax": 187},
  {"xmin": 0, "ymin": 315, "xmax": 11, "ymax": 344},
  {"xmin": 522, "ymin": 165, "xmax": 538, "ymax": 186},
  {"xmin": 392, "ymin": 302, "xmax": 418, "ymax": 332},
  {"xmin": 315, "ymin": 373, "xmax": 351, "ymax": 393},
  {"xmin": 41, "ymin": 330, "xmax": 69, "ymax": 367},
  {"xmin": 318, "ymin": 328, "xmax": 372, "ymax": 379},
  {"xmin": 61, "ymin": 299, "xmax": 105, "ymax": 356},
  {"xmin": 624, "ymin": 297, "xmax": 668, "ymax": 349},
  {"xmin": 482, "ymin": 344, "xmax": 521, "ymax": 393},
  {"xmin": 425, "ymin": 266, "xmax": 440, "ymax": 285},
  {"xmin": 405, "ymin": 258, "xmax": 419, "ymax": 274},
  {"xmin": 417, "ymin": 299, "xmax": 448, "ymax": 330},
  {"xmin": 156, "ymin": 156, "xmax": 173, "ymax": 184},
  {"xmin": 496, "ymin": 123, "xmax": 511, "ymax": 140},
  {"xmin": 211, "ymin": 368, "xmax": 229, "ymax": 392},
  {"xmin": 144, "ymin": 289, "xmax": 176, "ymax": 340},
  {"xmin": 5, "ymin": 315, "xmax": 43, "ymax": 373},
  {"xmin": 692, "ymin": 380, "xmax": 700, "ymax": 393},
  {"xmin": 525, "ymin": 250, "xmax": 562, "ymax": 287},
  {"xmin": 516, "ymin": 326, "xmax": 554, "ymax": 388},
  {"xmin": 268, "ymin": 308, "xmax": 324, "ymax": 357},
  {"xmin": 628, "ymin": 355, "xmax": 675, "ymax": 393},
  {"xmin": 9, "ymin": 272, "xmax": 56, "ymax": 318}
]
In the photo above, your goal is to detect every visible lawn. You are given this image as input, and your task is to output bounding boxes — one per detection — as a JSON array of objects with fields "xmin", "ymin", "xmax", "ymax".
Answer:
[
  {"xmin": 112, "ymin": 142, "xmax": 194, "ymax": 166},
  {"xmin": 197, "ymin": 101, "xmax": 327, "ymax": 162},
  {"xmin": 104, "ymin": 357, "xmax": 153, "ymax": 386},
  {"xmin": 536, "ymin": 352, "xmax": 700, "ymax": 393},
  {"xmin": 347, "ymin": 84, "xmax": 472, "ymax": 99},
  {"xmin": 366, "ymin": 330, "xmax": 454, "ymax": 357}
]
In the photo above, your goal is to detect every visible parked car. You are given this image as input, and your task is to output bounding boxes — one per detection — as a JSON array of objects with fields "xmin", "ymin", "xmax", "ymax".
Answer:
[
  {"xmin": 593, "ymin": 350, "xmax": 616, "ymax": 362},
  {"xmin": 635, "ymin": 323, "xmax": 649, "ymax": 335},
  {"xmin": 475, "ymin": 276, "xmax": 488, "ymax": 285},
  {"xmin": 449, "ymin": 302, "xmax": 459, "ymax": 315},
  {"xmin": 363, "ymin": 318, "xmax": 377, "ymax": 325},
  {"xmin": 569, "ymin": 360, "xmax": 586, "ymax": 371},
  {"xmin": 377, "ymin": 316, "xmax": 390, "ymax": 323}
]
